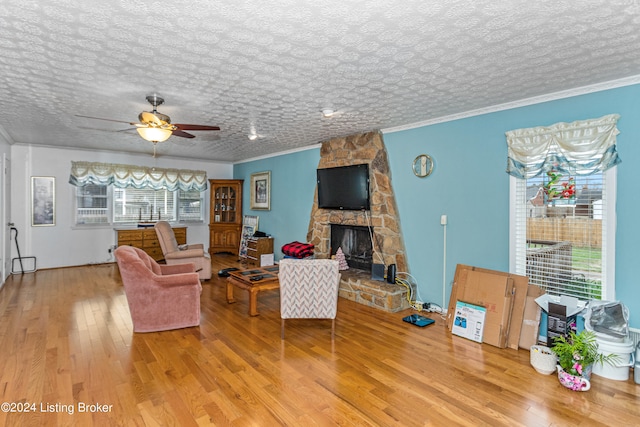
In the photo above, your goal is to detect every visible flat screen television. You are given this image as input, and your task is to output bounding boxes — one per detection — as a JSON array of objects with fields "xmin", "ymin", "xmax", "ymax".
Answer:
[{"xmin": 317, "ymin": 163, "xmax": 370, "ymax": 210}]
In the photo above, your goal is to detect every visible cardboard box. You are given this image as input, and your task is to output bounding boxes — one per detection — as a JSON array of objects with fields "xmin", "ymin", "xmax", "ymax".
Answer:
[
  {"xmin": 535, "ymin": 295, "xmax": 583, "ymax": 345},
  {"xmin": 451, "ymin": 301, "xmax": 486, "ymax": 343},
  {"xmin": 534, "ymin": 294, "xmax": 584, "ymax": 317},
  {"xmin": 504, "ymin": 272, "xmax": 529, "ymax": 350},
  {"xmin": 447, "ymin": 265, "xmax": 531, "ymax": 349},
  {"xmin": 447, "ymin": 265, "xmax": 516, "ymax": 348},
  {"xmin": 518, "ymin": 284, "xmax": 546, "ymax": 349},
  {"xmin": 547, "ymin": 304, "xmax": 577, "ymax": 345}
]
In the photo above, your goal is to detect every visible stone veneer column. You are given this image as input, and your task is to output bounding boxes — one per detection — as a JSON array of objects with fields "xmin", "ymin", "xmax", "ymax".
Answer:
[{"xmin": 306, "ymin": 131, "xmax": 408, "ymax": 274}]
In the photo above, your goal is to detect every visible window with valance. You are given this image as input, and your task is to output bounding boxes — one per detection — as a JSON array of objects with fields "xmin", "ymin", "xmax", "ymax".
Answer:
[
  {"xmin": 506, "ymin": 114, "xmax": 620, "ymax": 301},
  {"xmin": 69, "ymin": 162, "xmax": 208, "ymax": 225},
  {"xmin": 69, "ymin": 161, "xmax": 208, "ymax": 192},
  {"xmin": 506, "ymin": 114, "xmax": 621, "ymax": 179}
]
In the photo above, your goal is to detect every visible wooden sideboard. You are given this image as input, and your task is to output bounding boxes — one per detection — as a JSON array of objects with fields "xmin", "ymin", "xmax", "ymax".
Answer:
[{"xmin": 115, "ymin": 226, "xmax": 186, "ymax": 261}]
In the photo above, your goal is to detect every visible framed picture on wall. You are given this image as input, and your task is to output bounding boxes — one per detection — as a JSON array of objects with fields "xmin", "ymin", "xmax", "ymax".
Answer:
[
  {"xmin": 31, "ymin": 176, "xmax": 55, "ymax": 226},
  {"xmin": 250, "ymin": 171, "xmax": 271, "ymax": 210}
]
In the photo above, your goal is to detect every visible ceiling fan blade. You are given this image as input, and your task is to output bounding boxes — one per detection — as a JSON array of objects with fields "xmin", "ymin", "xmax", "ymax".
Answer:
[
  {"xmin": 174, "ymin": 124, "xmax": 220, "ymax": 131},
  {"xmin": 75, "ymin": 115, "xmax": 132, "ymax": 124},
  {"xmin": 78, "ymin": 126, "xmax": 137, "ymax": 134},
  {"xmin": 172, "ymin": 130, "xmax": 196, "ymax": 138}
]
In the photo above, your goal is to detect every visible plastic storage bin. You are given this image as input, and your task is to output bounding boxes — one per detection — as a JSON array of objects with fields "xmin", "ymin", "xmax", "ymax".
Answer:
[{"xmin": 592, "ymin": 336, "xmax": 635, "ymax": 381}]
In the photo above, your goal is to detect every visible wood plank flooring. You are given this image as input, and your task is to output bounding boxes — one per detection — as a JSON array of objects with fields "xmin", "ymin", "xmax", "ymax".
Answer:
[{"xmin": 0, "ymin": 254, "xmax": 638, "ymax": 426}]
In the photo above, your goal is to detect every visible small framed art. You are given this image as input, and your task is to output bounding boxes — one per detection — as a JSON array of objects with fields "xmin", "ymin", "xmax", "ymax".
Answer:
[
  {"xmin": 31, "ymin": 176, "xmax": 55, "ymax": 226},
  {"xmin": 250, "ymin": 171, "xmax": 271, "ymax": 210}
]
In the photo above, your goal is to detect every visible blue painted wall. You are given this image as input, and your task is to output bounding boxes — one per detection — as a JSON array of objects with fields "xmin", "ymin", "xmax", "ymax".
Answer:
[
  {"xmin": 234, "ymin": 84, "xmax": 640, "ymax": 328},
  {"xmin": 234, "ymin": 147, "xmax": 320, "ymax": 255}
]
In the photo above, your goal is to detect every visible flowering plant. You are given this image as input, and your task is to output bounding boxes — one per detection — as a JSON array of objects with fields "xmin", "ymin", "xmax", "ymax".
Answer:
[
  {"xmin": 560, "ymin": 179, "xmax": 576, "ymax": 199},
  {"xmin": 552, "ymin": 330, "xmax": 616, "ymax": 376}
]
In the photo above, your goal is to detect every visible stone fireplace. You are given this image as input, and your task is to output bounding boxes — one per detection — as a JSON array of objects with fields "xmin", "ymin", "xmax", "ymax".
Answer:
[{"xmin": 307, "ymin": 131, "xmax": 410, "ymax": 312}]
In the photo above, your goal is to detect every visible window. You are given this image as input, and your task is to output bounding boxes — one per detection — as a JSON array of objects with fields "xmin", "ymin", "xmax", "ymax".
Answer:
[
  {"xmin": 75, "ymin": 184, "xmax": 109, "ymax": 224},
  {"xmin": 510, "ymin": 170, "xmax": 615, "ymax": 300},
  {"xmin": 506, "ymin": 114, "xmax": 620, "ymax": 301},
  {"xmin": 114, "ymin": 187, "xmax": 176, "ymax": 223},
  {"xmin": 75, "ymin": 185, "xmax": 204, "ymax": 225},
  {"xmin": 178, "ymin": 189, "xmax": 203, "ymax": 222}
]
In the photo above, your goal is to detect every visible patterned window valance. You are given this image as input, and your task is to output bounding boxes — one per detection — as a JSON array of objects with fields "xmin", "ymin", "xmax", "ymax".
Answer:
[
  {"xmin": 505, "ymin": 114, "xmax": 621, "ymax": 179},
  {"xmin": 69, "ymin": 161, "xmax": 208, "ymax": 192}
]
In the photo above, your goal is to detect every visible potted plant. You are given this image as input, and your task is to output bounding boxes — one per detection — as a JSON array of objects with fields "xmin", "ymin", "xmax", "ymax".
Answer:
[{"xmin": 552, "ymin": 330, "xmax": 618, "ymax": 391}]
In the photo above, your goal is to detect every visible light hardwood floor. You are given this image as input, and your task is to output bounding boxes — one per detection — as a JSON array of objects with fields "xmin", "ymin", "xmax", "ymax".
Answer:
[{"xmin": 0, "ymin": 254, "xmax": 638, "ymax": 426}]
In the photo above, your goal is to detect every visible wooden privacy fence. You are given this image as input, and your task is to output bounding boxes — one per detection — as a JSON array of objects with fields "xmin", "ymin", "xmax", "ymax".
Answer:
[
  {"xmin": 527, "ymin": 217, "xmax": 601, "ymax": 248},
  {"xmin": 526, "ymin": 240, "xmax": 573, "ymax": 291}
]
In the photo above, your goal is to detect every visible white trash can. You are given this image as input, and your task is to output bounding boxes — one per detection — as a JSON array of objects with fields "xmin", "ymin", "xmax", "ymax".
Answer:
[{"xmin": 592, "ymin": 336, "xmax": 635, "ymax": 381}]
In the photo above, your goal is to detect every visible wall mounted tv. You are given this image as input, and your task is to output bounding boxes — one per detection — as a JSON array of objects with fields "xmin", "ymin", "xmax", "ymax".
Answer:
[{"xmin": 317, "ymin": 163, "xmax": 370, "ymax": 210}]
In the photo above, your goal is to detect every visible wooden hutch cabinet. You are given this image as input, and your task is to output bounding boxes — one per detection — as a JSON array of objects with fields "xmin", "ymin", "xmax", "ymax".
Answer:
[{"xmin": 209, "ymin": 179, "xmax": 243, "ymax": 254}]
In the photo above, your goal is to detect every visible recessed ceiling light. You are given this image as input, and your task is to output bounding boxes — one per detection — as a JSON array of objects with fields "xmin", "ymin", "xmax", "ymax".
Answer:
[{"xmin": 321, "ymin": 109, "xmax": 335, "ymax": 118}]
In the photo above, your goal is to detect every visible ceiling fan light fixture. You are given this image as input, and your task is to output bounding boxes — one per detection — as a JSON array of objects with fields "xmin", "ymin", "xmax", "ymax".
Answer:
[
  {"xmin": 139, "ymin": 111, "xmax": 171, "ymax": 126},
  {"xmin": 137, "ymin": 127, "xmax": 173, "ymax": 143}
]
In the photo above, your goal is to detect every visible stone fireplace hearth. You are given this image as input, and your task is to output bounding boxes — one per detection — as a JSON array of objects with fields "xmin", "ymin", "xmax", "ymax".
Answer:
[{"xmin": 307, "ymin": 131, "xmax": 410, "ymax": 312}]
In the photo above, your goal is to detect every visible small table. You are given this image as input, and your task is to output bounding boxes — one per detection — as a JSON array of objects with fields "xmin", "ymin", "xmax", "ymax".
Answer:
[{"xmin": 226, "ymin": 265, "xmax": 280, "ymax": 316}]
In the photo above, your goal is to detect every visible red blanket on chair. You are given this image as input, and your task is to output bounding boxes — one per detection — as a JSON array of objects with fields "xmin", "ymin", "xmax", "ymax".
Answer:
[{"xmin": 281, "ymin": 241, "xmax": 314, "ymax": 258}]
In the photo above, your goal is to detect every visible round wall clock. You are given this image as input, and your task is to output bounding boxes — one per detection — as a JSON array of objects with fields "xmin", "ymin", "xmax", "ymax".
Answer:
[{"xmin": 412, "ymin": 154, "xmax": 434, "ymax": 178}]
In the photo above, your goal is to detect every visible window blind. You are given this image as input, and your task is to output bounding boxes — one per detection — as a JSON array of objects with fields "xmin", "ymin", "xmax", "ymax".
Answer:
[
  {"xmin": 513, "ymin": 173, "xmax": 609, "ymax": 300},
  {"xmin": 507, "ymin": 115, "xmax": 620, "ymax": 301}
]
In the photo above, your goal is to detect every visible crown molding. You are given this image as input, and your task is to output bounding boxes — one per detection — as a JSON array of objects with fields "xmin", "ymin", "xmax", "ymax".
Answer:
[
  {"xmin": 234, "ymin": 143, "xmax": 321, "ymax": 165},
  {"xmin": 382, "ymin": 75, "xmax": 640, "ymax": 134}
]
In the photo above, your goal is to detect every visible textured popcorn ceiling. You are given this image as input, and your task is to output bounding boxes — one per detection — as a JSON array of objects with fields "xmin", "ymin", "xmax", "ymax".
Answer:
[{"xmin": 1, "ymin": 0, "xmax": 639, "ymax": 161}]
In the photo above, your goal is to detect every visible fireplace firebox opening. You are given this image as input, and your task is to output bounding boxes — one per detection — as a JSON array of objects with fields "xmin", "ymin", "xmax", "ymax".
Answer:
[{"xmin": 330, "ymin": 224, "xmax": 374, "ymax": 271}]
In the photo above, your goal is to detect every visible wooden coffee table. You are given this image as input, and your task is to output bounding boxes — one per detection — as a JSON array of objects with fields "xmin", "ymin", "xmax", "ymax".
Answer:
[{"xmin": 226, "ymin": 265, "xmax": 280, "ymax": 316}]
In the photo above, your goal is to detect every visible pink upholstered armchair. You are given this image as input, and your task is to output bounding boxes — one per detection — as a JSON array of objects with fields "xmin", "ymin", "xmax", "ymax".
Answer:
[
  {"xmin": 114, "ymin": 245, "xmax": 202, "ymax": 333},
  {"xmin": 154, "ymin": 220, "xmax": 212, "ymax": 280},
  {"xmin": 279, "ymin": 258, "xmax": 341, "ymax": 339}
]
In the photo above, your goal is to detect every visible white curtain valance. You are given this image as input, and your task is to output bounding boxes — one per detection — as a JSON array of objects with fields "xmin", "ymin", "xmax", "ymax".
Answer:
[
  {"xmin": 69, "ymin": 161, "xmax": 208, "ymax": 192},
  {"xmin": 505, "ymin": 114, "xmax": 621, "ymax": 179}
]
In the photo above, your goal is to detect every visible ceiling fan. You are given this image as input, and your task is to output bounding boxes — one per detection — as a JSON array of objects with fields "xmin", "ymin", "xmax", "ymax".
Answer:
[{"xmin": 77, "ymin": 94, "xmax": 220, "ymax": 145}]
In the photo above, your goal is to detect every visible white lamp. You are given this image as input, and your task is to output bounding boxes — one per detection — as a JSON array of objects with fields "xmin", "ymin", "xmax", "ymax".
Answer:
[{"xmin": 136, "ymin": 127, "xmax": 173, "ymax": 143}]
